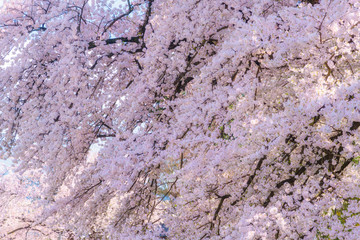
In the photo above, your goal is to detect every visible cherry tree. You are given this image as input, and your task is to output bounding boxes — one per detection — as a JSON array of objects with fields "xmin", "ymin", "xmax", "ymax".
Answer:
[{"xmin": 1, "ymin": 0, "xmax": 360, "ymax": 239}]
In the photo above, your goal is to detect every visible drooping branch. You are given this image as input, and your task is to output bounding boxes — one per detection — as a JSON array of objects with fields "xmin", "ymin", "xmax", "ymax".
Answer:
[
  {"xmin": 102, "ymin": 0, "xmax": 140, "ymax": 35},
  {"xmin": 76, "ymin": 0, "xmax": 89, "ymax": 33}
]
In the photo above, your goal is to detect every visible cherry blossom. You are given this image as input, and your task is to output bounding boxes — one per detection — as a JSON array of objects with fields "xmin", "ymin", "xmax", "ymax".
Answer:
[{"xmin": 0, "ymin": 0, "xmax": 360, "ymax": 239}]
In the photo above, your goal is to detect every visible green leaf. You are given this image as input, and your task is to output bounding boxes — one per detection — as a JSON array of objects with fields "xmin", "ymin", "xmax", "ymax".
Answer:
[{"xmin": 352, "ymin": 156, "xmax": 360, "ymax": 165}]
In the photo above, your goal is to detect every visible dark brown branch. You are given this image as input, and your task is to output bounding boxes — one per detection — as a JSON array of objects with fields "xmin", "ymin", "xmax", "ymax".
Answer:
[
  {"xmin": 168, "ymin": 38, "xmax": 187, "ymax": 50},
  {"xmin": 8, "ymin": 225, "xmax": 31, "ymax": 235},
  {"xmin": 88, "ymin": 36, "xmax": 140, "ymax": 50},
  {"xmin": 77, "ymin": 0, "xmax": 88, "ymax": 33},
  {"xmin": 210, "ymin": 194, "xmax": 231, "ymax": 231},
  {"xmin": 303, "ymin": 0, "xmax": 320, "ymax": 5},
  {"xmin": 350, "ymin": 121, "xmax": 360, "ymax": 131},
  {"xmin": 177, "ymin": 124, "xmax": 192, "ymax": 139},
  {"xmin": 97, "ymin": 134, "xmax": 116, "ymax": 138},
  {"xmin": 138, "ymin": 0, "xmax": 154, "ymax": 38},
  {"xmin": 89, "ymin": 0, "xmax": 153, "ymax": 54},
  {"xmin": 102, "ymin": 0, "xmax": 139, "ymax": 35},
  {"xmin": 231, "ymin": 155, "xmax": 266, "ymax": 206},
  {"xmin": 73, "ymin": 179, "xmax": 103, "ymax": 201}
]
